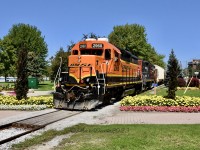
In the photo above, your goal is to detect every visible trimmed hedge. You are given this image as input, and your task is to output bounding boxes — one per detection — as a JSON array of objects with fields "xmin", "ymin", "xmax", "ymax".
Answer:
[
  {"xmin": 177, "ymin": 78, "xmax": 186, "ymax": 87},
  {"xmin": 187, "ymin": 78, "xmax": 199, "ymax": 87}
]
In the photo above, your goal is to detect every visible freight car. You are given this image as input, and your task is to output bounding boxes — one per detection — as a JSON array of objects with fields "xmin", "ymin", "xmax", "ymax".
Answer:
[
  {"xmin": 53, "ymin": 38, "xmax": 157, "ymax": 110},
  {"xmin": 154, "ymin": 64, "xmax": 165, "ymax": 85}
]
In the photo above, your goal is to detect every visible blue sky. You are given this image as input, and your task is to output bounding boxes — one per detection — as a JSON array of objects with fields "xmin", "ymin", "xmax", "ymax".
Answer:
[{"xmin": 1, "ymin": 0, "xmax": 200, "ymax": 68}]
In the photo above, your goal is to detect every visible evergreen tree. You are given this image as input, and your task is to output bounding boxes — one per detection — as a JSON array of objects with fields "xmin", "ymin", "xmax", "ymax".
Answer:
[
  {"xmin": 166, "ymin": 49, "xmax": 180, "ymax": 99},
  {"xmin": 15, "ymin": 47, "xmax": 29, "ymax": 100}
]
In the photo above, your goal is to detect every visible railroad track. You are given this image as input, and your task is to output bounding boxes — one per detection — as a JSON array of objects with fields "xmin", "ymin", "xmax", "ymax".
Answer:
[{"xmin": 0, "ymin": 110, "xmax": 82, "ymax": 145}]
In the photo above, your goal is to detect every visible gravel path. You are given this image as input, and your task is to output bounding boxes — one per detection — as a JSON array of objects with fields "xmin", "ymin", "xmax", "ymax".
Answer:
[{"xmin": 1, "ymin": 102, "xmax": 200, "ymax": 150}]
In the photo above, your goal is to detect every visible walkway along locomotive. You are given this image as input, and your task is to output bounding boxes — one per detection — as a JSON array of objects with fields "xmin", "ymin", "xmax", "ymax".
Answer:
[{"xmin": 53, "ymin": 38, "xmax": 156, "ymax": 110}]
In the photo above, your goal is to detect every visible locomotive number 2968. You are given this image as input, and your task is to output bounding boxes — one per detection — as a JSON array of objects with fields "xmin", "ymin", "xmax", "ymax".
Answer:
[{"xmin": 92, "ymin": 43, "xmax": 103, "ymax": 48}]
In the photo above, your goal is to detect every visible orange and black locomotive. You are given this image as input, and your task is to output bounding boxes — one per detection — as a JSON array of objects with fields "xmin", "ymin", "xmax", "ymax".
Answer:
[{"xmin": 53, "ymin": 38, "xmax": 155, "ymax": 110}]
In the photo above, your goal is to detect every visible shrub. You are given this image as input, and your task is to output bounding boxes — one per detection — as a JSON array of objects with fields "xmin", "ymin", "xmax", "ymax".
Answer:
[
  {"xmin": 187, "ymin": 77, "xmax": 199, "ymax": 87},
  {"xmin": 177, "ymin": 78, "xmax": 186, "ymax": 87}
]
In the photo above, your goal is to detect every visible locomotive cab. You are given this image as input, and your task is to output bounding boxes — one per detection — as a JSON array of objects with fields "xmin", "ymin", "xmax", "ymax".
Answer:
[{"xmin": 67, "ymin": 38, "xmax": 122, "ymax": 85}]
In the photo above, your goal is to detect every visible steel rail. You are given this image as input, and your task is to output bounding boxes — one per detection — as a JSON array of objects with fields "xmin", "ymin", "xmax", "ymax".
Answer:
[{"xmin": 0, "ymin": 110, "xmax": 82, "ymax": 145}]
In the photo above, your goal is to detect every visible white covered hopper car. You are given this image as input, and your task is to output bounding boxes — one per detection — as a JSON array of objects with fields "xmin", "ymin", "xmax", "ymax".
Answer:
[{"xmin": 154, "ymin": 65, "xmax": 165, "ymax": 85}]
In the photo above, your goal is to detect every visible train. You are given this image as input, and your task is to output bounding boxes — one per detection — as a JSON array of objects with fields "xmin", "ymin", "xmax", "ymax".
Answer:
[{"xmin": 53, "ymin": 38, "xmax": 164, "ymax": 110}]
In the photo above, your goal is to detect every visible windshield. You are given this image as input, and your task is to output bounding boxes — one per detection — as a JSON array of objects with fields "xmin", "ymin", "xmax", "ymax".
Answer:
[{"xmin": 80, "ymin": 49, "xmax": 103, "ymax": 56}]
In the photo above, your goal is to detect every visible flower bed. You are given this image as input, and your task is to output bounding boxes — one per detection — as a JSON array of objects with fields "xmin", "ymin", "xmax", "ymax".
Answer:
[
  {"xmin": 120, "ymin": 106, "xmax": 200, "ymax": 112},
  {"xmin": 0, "ymin": 95, "xmax": 53, "ymax": 110},
  {"xmin": 120, "ymin": 95, "xmax": 200, "ymax": 112}
]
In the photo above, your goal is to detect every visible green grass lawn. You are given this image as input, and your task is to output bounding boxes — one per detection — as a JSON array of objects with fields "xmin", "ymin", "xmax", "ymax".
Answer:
[
  {"xmin": 0, "ymin": 80, "xmax": 54, "ymax": 91},
  {"xmin": 12, "ymin": 124, "xmax": 200, "ymax": 150},
  {"xmin": 0, "ymin": 82, "xmax": 15, "ymax": 87},
  {"xmin": 36, "ymin": 80, "xmax": 54, "ymax": 91},
  {"xmin": 140, "ymin": 86, "xmax": 200, "ymax": 97}
]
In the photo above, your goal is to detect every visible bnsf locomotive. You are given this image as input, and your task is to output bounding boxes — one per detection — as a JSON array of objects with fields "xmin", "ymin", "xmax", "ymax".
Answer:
[{"xmin": 53, "ymin": 38, "xmax": 157, "ymax": 110}]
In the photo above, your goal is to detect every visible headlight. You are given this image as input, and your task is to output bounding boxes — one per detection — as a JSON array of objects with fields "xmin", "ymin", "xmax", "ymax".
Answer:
[{"xmin": 86, "ymin": 78, "xmax": 90, "ymax": 82}]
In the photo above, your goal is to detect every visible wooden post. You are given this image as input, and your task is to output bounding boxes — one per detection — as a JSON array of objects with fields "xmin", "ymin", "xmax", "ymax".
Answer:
[{"xmin": 153, "ymin": 83, "xmax": 157, "ymax": 95}]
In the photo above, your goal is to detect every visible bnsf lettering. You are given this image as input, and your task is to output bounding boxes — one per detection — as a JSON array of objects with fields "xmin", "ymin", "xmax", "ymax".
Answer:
[
  {"xmin": 70, "ymin": 63, "xmax": 91, "ymax": 67},
  {"xmin": 70, "ymin": 64, "xmax": 79, "ymax": 67},
  {"xmin": 92, "ymin": 43, "xmax": 103, "ymax": 48}
]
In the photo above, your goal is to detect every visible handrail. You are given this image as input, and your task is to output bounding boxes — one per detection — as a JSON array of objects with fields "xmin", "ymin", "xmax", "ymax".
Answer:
[
  {"xmin": 92, "ymin": 66, "xmax": 100, "ymax": 95},
  {"xmin": 54, "ymin": 57, "xmax": 62, "ymax": 90},
  {"xmin": 100, "ymin": 63, "xmax": 106, "ymax": 94}
]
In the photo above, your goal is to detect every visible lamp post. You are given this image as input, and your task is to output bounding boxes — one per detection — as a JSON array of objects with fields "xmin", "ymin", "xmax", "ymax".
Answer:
[{"xmin": 194, "ymin": 72, "xmax": 199, "ymax": 78}]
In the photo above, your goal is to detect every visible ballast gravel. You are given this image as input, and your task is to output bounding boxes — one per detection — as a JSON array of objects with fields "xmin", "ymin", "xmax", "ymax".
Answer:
[{"xmin": 0, "ymin": 127, "xmax": 29, "ymax": 142}]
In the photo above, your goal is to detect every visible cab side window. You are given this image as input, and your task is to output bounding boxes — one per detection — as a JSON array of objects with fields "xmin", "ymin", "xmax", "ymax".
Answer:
[
  {"xmin": 114, "ymin": 51, "xmax": 119, "ymax": 62},
  {"xmin": 72, "ymin": 50, "xmax": 78, "ymax": 55},
  {"xmin": 105, "ymin": 49, "xmax": 111, "ymax": 60}
]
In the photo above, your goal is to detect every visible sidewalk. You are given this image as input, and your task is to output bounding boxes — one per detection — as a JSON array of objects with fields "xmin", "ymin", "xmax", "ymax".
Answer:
[
  {"xmin": 0, "ymin": 90, "xmax": 53, "ymax": 97},
  {"xmin": 102, "ymin": 111, "xmax": 200, "ymax": 124},
  {"xmin": 27, "ymin": 90, "xmax": 53, "ymax": 97},
  {"xmin": 99, "ymin": 102, "xmax": 200, "ymax": 124}
]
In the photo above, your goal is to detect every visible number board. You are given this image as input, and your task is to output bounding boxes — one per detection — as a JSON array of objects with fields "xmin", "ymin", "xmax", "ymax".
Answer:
[
  {"xmin": 79, "ymin": 44, "xmax": 87, "ymax": 49},
  {"xmin": 92, "ymin": 43, "xmax": 103, "ymax": 48}
]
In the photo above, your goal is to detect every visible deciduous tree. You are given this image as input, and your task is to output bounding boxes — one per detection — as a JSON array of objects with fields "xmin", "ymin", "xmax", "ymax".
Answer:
[
  {"xmin": 1, "ymin": 23, "xmax": 48, "ymax": 78},
  {"xmin": 108, "ymin": 24, "xmax": 165, "ymax": 68},
  {"xmin": 50, "ymin": 47, "xmax": 70, "ymax": 81},
  {"xmin": 0, "ymin": 37, "xmax": 17, "ymax": 80},
  {"xmin": 1, "ymin": 23, "xmax": 48, "ymax": 99}
]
